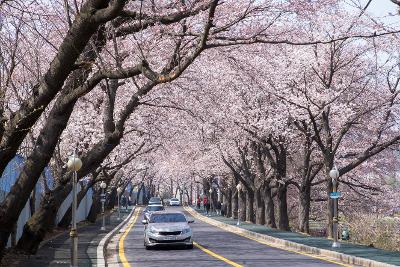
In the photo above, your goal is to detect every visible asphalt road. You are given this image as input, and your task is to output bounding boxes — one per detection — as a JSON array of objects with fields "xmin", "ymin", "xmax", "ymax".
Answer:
[{"xmin": 117, "ymin": 206, "xmax": 346, "ymax": 267}]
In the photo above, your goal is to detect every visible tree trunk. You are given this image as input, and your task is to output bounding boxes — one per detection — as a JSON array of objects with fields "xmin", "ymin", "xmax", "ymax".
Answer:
[
  {"xmin": 226, "ymin": 188, "xmax": 232, "ymax": 218},
  {"xmin": 10, "ymin": 224, "xmax": 16, "ymax": 247},
  {"xmin": 87, "ymin": 189, "xmax": 102, "ymax": 223},
  {"xmin": 185, "ymin": 191, "xmax": 190, "ymax": 206},
  {"xmin": 58, "ymin": 184, "xmax": 91, "ymax": 228},
  {"xmin": 277, "ymin": 185, "xmax": 290, "ymax": 231},
  {"xmin": 232, "ymin": 190, "xmax": 238, "ymax": 219},
  {"xmin": 246, "ymin": 189, "xmax": 255, "ymax": 223},
  {"xmin": 264, "ymin": 187, "xmax": 276, "ymax": 228},
  {"xmin": 0, "ymin": 25, "xmax": 110, "ymax": 255},
  {"xmin": 0, "ymin": 101, "xmax": 75, "ymax": 253},
  {"xmin": 17, "ymin": 183, "xmax": 72, "ymax": 254},
  {"xmin": 255, "ymin": 188, "xmax": 265, "ymax": 225},
  {"xmin": 190, "ymin": 183, "xmax": 193, "ymax": 204},
  {"xmin": 29, "ymin": 187, "xmax": 36, "ymax": 216},
  {"xmin": 211, "ymin": 190, "xmax": 217, "ymax": 212},
  {"xmin": 238, "ymin": 190, "xmax": 246, "ymax": 221},
  {"xmin": 136, "ymin": 183, "xmax": 143, "ymax": 205},
  {"xmin": 299, "ymin": 184, "xmax": 311, "ymax": 234}
]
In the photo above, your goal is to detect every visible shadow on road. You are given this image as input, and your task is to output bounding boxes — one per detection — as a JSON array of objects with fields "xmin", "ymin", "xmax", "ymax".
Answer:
[{"xmin": 145, "ymin": 246, "xmax": 194, "ymax": 251}]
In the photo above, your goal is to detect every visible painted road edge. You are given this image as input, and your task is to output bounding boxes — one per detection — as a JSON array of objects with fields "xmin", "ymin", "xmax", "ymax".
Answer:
[
  {"xmin": 97, "ymin": 206, "xmax": 136, "ymax": 267},
  {"xmin": 118, "ymin": 207, "xmax": 141, "ymax": 267},
  {"xmin": 185, "ymin": 207, "xmax": 397, "ymax": 267}
]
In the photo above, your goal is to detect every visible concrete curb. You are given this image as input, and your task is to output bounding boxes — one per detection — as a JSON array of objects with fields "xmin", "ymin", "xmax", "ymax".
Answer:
[
  {"xmin": 97, "ymin": 207, "xmax": 136, "ymax": 267},
  {"xmin": 185, "ymin": 207, "xmax": 398, "ymax": 267}
]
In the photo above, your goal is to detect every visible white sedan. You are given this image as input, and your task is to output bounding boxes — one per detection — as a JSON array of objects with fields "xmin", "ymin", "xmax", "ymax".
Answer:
[{"xmin": 169, "ymin": 198, "xmax": 181, "ymax": 206}]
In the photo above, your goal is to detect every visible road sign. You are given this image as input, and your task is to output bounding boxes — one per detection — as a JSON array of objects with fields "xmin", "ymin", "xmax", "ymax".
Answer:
[{"xmin": 330, "ymin": 192, "xmax": 342, "ymax": 199}]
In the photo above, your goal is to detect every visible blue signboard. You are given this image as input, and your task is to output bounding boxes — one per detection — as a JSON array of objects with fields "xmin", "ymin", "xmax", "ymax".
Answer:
[{"xmin": 330, "ymin": 192, "xmax": 342, "ymax": 199}]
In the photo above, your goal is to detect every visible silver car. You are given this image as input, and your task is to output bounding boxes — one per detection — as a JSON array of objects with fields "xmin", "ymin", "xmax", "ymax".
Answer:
[
  {"xmin": 143, "ymin": 204, "xmax": 165, "ymax": 221},
  {"xmin": 142, "ymin": 211, "xmax": 194, "ymax": 249},
  {"xmin": 148, "ymin": 197, "xmax": 162, "ymax": 205}
]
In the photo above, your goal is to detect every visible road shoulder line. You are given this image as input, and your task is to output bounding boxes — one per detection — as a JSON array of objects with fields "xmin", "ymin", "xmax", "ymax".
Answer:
[
  {"xmin": 118, "ymin": 207, "xmax": 141, "ymax": 267},
  {"xmin": 185, "ymin": 207, "xmax": 395, "ymax": 267},
  {"xmin": 97, "ymin": 206, "xmax": 136, "ymax": 267}
]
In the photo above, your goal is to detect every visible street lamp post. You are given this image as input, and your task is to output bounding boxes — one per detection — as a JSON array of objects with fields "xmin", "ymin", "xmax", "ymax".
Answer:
[
  {"xmin": 100, "ymin": 181, "xmax": 107, "ymax": 231},
  {"xmin": 329, "ymin": 166, "xmax": 340, "ymax": 248},
  {"xmin": 236, "ymin": 183, "xmax": 242, "ymax": 226},
  {"xmin": 67, "ymin": 152, "xmax": 82, "ymax": 267},
  {"xmin": 209, "ymin": 187, "xmax": 213, "ymax": 216},
  {"xmin": 117, "ymin": 187, "xmax": 122, "ymax": 221}
]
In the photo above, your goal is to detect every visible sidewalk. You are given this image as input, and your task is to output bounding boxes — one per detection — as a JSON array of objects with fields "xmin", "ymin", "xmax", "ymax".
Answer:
[
  {"xmin": 12, "ymin": 207, "xmax": 133, "ymax": 267},
  {"xmin": 193, "ymin": 208, "xmax": 400, "ymax": 266}
]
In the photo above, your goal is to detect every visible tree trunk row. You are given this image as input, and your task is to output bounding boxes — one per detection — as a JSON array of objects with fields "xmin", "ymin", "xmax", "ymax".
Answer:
[{"xmin": 223, "ymin": 182, "xmax": 291, "ymax": 230}]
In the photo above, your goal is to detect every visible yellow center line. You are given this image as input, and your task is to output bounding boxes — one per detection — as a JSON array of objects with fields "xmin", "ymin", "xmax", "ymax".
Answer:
[
  {"xmin": 184, "ymin": 207, "xmax": 353, "ymax": 267},
  {"xmin": 119, "ymin": 207, "xmax": 141, "ymax": 267},
  {"xmin": 194, "ymin": 241, "xmax": 244, "ymax": 267}
]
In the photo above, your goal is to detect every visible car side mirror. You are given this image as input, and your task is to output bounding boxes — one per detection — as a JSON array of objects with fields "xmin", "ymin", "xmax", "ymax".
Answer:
[
  {"xmin": 188, "ymin": 219, "xmax": 194, "ymax": 223},
  {"xmin": 142, "ymin": 219, "xmax": 148, "ymax": 224}
]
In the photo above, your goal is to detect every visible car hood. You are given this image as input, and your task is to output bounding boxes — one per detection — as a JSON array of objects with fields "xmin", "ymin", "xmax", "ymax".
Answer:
[{"xmin": 149, "ymin": 222, "xmax": 189, "ymax": 232}]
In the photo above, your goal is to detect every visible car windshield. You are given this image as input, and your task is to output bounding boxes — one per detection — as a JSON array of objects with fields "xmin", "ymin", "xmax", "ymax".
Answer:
[
  {"xmin": 147, "ymin": 206, "xmax": 164, "ymax": 212},
  {"xmin": 170, "ymin": 198, "xmax": 179, "ymax": 201},
  {"xmin": 149, "ymin": 213, "xmax": 187, "ymax": 223},
  {"xmin": 149, "ymin": 197, "xmax": 161, "ymax": 203}
]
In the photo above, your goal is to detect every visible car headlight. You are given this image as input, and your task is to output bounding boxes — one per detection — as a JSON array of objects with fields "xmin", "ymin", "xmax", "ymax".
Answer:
[
  {"xmin": 181, "ymin": 228, "xmax": 191, "ymax": 235},
  {"xmin": 149, "ymin": 227, "xmax": 158, "ymax": 234}
]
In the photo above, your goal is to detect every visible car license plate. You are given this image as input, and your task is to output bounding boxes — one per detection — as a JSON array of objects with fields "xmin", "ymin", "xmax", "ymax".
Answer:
[{"xmin": 165, "ymin": 236, "xmax": 176, "ymax": 240}]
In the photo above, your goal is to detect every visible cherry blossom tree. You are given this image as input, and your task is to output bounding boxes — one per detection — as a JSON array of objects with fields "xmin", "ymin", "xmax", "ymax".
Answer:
[{"xmin": 1, "ymin": 0, "xmax": 400, "ymax": 258}]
